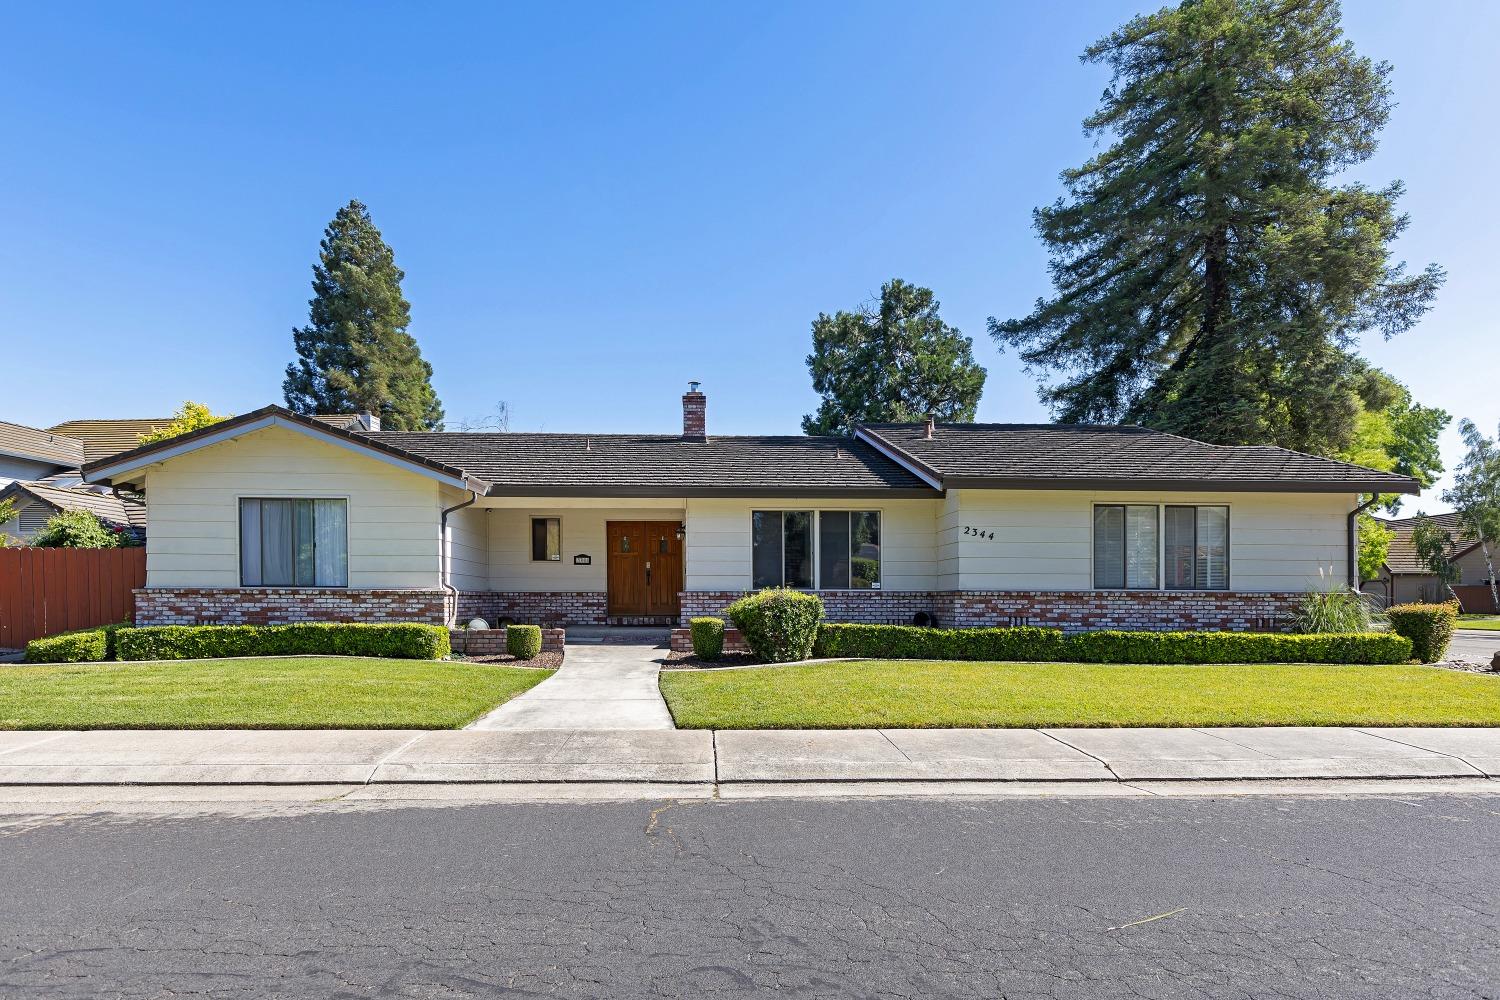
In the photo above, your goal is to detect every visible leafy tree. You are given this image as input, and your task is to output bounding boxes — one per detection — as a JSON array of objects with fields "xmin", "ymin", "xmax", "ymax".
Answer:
[
  {"xmin": 0, "ymin": 497, "xmax": 16, "ymax": 547},
  {"xmin": 283, "ymin": 200, "xmax": 445, "ymax": 431},
  {"xmin": 138, "ymin": 401, "xmax": 231, "ymax": 445},
  {"xmin": 1411, "ymin": 514, "xmax": 1461, "ymax": 599},
  {"xmin": 803, "ymin": 279, "xmax": 986, "ymax": 436},
  {"xmin": 31, "ymin": 509, "xmax": 138, "ymax": 549},
  {"xmin": 1356, "ymin": 515, "xmax": 1393, "ymax": 585},
  {"xmin": 990, "ymin": 0, "xmax": 1443, "ymax": 455},
  {"xmin": 1443, "ymin": 419, "xmax": 1500, "ymax": 608}
]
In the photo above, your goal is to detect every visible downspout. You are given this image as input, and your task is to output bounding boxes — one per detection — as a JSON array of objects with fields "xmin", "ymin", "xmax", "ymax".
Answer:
[
  {"xmin": 1347, "ymin": 495, "xmax": 1381, "ymax": 591},
  {"xmin": 440, "ymin": 491, "xmax": 478, "ymax": 628}
]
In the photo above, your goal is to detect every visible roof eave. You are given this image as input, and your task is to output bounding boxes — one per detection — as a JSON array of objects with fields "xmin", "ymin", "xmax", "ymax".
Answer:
[
  {"xmin": 942, "ymin": 475, "xmax": 1421, "ymax": 495},
  {"xmin": 477, "ymin": 484, "xmax": 940, "ymax": 499},
  {"xmin": 852, "ymin": 426, "xmax": 946, "ymax": 490}
]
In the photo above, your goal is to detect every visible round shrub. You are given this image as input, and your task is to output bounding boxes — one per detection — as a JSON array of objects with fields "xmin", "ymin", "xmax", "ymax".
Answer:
[
  {"xmin": 689, "ymin": 617, "xmax": 726, "ymax": 660},
  {"xmin": 506, "ymin": 624, "xmax": 543, "ymax": 660},
  {"xmin": 1386, "ymin": 602, "xmax": 1458, "ymax": 663},
  {"xmin": 724, "ymin": 588, "xmax": 823, "ymax": 663}
]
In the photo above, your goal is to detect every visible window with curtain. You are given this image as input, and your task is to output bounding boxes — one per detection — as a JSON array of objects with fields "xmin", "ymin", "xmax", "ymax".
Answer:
[
  {"xmin": 817, "ymin": 511, "xmax": 881, "ymax": 589},
  {"xmin": 751, "ymin": 510, "xmax": 813, "ymax": 589},
  {"xmin": 239, "ymin": 498, "xmax": 347, "ymax": 587},
  {"xmin": 1093, "ymin": 505, "xmax": 1159, "ymax": 589},
  {"xmin": 531, "ymin": 517, "xmax": 561, "ymax": 561},
  {"xmin": 1165, "ymin": 505, "xmax": 1229, "ymax": 590}
]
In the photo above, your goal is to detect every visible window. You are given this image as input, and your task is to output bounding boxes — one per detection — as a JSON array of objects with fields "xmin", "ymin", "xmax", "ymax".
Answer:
[
  {"xmin": 751, "ymin": 510, "xmax": 881, "ymax": 589},
  {"xmin": 1165, "ymin": 505, "xmax": 1229, "ymax": 590},
  {"xmin": 531, "ymin": 517, "xmax": 561, "ymax": 561},
  {"xmin": 1092, "ymin": 505, "xmax": 1158, "ymax": 589},
  {"xmin": 817, "ymin": 511, "xmax": 881, "ymax": 589},
  {"xmin": 239, "ymin": 498, "xmax": 347, "ymax": 587}
]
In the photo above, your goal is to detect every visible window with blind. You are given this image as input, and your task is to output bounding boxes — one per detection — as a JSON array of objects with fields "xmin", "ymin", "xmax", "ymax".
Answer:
[
  {"xmin": 1092, "ymin": 505, "xmax": 1159, "ymax": 589},
  {"xmin": 1165, "ymin": 505, "xmax": 1229, "ymax": 590},
  {"xmin": 239, "ymin": 498, "xmax": 348, "ymax": 587}
]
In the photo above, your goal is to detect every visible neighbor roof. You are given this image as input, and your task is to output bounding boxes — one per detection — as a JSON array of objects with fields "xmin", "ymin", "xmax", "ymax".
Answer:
[
  {"xmin": 0, "ymin": 420, "xmax": 85, "ymax": 468},
  {"xmin": 0, "ymin": 481, "xmax": 146, "ymax": 534},
  {"xmin": 856, "ymin": 423, "xmax": 1421, "ymax": 494},
  {"xmin": 364, "ymin": 431, "xmax": 932, "ymax": 496},
  {"xmin": 1377, "ymin": 511, "xmax": 1477, "ymax": 575},
  {"xmin": 48, "ymin": 418, "xmax": 174, "ymax": 464}
]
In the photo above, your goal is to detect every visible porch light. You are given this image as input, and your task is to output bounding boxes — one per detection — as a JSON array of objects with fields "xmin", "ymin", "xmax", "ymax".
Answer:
[{"xmin": 676, "ymin": 522, "xmax": 686, "ymax": 541}]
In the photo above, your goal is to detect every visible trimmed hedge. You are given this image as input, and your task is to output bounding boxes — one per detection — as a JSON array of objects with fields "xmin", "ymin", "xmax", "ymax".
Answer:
[
  {"xmin": 689, "ymin": 617, "xmax": 726, "ymax": 660},
  {"xmin": 1386, "ymin": 602, "xmax": 1459, "ymax": 664},
  {"xmin": 24, "ymin": 623, "xmax": 127, "ymax": 664},
  {"xmin": 725, "ymin": 589, "xmax": 823, "ymax": 663},
  {"xmin": 115, "ymin": 623, "xmax": 450, "ymax": 661},
  {"xmin": 814, "ymin": 623, "xmax": 1065, "ymax": 662},
  {"xmin": 812, "ymin": 623, "xmax": 1412, "ymax": 665},
  {"xmin": 506, "ymin": 624, "xmax": 543, "ymax": 660}
]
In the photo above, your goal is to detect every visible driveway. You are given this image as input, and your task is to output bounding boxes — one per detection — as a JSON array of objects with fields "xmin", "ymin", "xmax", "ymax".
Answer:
[{"xmin": 468, "ymin": 642, "xmax": 676, "ymax": 730}]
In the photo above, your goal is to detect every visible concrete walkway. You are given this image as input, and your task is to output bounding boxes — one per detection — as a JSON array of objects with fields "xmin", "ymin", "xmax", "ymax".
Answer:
[
  {"xmin": 468, "ymin": 642, "xmax": 675, "ymax": 731},
  {"xmin": 0, "ymin": 727, "xmax": 1496, "ymax": 787}
]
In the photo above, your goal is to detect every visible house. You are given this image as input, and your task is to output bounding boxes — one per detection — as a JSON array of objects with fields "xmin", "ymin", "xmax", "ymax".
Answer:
[
  {"xmin": 1367, "ymin": 511, "xmax": 1498, "ymax": 611},
  {"xmin": 0, "ymin": 418, "xmax": 164, "ymax": 543},
  {"xmin": 0, "ymin": 420, "xmax": 86, "ymax": 487},
  {"xmin": 0, "ymin": 480, "xmax": 146, "ymax": 544},
  {"xmin": 78, "ymin": 385, "xmax": 1418, "ymax": 633}
]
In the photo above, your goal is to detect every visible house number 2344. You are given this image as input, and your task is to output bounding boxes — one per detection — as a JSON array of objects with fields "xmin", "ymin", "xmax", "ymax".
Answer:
[{"xmin": 962, "ymin": 526, "xmax": 996, "ymax": 540}]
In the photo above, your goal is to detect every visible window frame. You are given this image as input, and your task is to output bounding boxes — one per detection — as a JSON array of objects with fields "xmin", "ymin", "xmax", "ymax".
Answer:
[
  {"xmin": 237, "ymin": 496, "xmax": 350, "ymax": 589},
  {"xmin": 530, "ymin": 517, "xmax": 562, "ymax": 562},
  {"xmin": 749, "ymin": 508, "xmax": 883, "ymax": 591},
  {"xmin": 1090, "ymin": 502, "xmax": 1232, "ymax": 593}
]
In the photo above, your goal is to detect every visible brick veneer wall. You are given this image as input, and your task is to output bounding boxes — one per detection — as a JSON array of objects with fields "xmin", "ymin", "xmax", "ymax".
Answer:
[
  {"xmin": 670, "ymin": 627, "xmax": 751, "ymax": 654},
  {"xmin": 678, "ymin": 589, "xmax": 1302, "ymax": 633},
  {"xmin": 450, "ymin": 627, "xmax": 566, "ymax": 655},
  {"xmin": 456, "ymin": 592, "xmax": 608, "ymax": 627},
  {"xmin": 133, "ymin": 588, "xmax": 448, "ymax": 626}
]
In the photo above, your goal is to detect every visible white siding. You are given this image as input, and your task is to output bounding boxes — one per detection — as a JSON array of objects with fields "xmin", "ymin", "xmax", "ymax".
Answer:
[
  {"xmin": 683, "ymin": 497, "xmax": 940, "ymax": 592},
  {"xmin": 0, "ymin": 456, "xmax": 62, "ymax": 487},
  {"xmin": 445, "ymin": 498, "xmax": 488, "ymax": 591},
  {"xmin": 944, "ymin": 488, "xmax": 1354, "ymax": 593},
  {"xmin": 142, "ymin": 425, "xmax": 444, "ymax": 588},
  {"xmin": 486, "ymin": 506, "xmax": 685, "ymax": 591}
]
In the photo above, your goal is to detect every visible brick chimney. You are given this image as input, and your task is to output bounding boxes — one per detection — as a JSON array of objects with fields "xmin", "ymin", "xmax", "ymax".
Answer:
[{"xmin": 682, "ymin": 382, "xmax": 706, "ymax": 440}]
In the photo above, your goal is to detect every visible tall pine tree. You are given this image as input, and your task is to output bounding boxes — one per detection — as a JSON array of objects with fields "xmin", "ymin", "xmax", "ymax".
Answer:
[
  {"xmin": 283, "ymin": 200, "xmax": 445, "ymax": 430},
  {"xmin": 803, "ymin": 279, "xmax": 986, "ymax": 436},
  {"xmin": 991, "ymin": 0, "xmax": 1442, "ymax": 455}
]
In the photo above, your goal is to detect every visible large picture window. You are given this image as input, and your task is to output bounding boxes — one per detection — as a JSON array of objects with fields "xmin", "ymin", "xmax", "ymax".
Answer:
[
  {"xmin": 239, "ymin": 498, "xmax": 348, "ymax": 587},
  {"xmin": 751, "ymin": 510, "xmax": 880, "ymax": 590},
  {"xmin": 1165, "ymin": 505, "xmax": 1229, "ymax": 590},
  {"xmin": 1092, "ymin": 505, "xmax": 1159, "ymax": 589}
]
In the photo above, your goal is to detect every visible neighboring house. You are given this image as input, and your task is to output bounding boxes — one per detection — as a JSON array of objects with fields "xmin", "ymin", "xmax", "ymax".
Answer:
[
  {"xmin": 78, "ymin": 386, "xmax": 1418, "ymax": 633},
  {"xmin": 1367, "ymin": 512, "xmax": 1497, "ymax": 610},
  {"xmin": 0, "ymin": 480, "xmax": 145, "ymax": 544},
  {"xmin": 0, "ymin": 420, "xmax": 86, "ymax": 487}
]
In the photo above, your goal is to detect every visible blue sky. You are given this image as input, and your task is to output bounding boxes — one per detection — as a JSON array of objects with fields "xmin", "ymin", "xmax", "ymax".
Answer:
[{"xmin": 3, "ymin": 1, "xmax": 1493, "ymax": 506}]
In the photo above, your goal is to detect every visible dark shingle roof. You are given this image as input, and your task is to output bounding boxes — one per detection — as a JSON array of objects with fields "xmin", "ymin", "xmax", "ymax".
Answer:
[
  {"xmin": 857, "ymin": 423, "xmax": 1420, "ymax": 494},
  {"xmin": 0, "ymin": 420, "xmax": 85, "ymax": 468},
  {"xmin": 1378, "ymin": 512, "xmax": 1474, "ymax": 575},
  {"xmin": 363, "ymin": 432, "xmax": 930, "ymax": 496},
  {"xmin": 0, "ymin": 481, "xmax": 146, "ymax": 535}
]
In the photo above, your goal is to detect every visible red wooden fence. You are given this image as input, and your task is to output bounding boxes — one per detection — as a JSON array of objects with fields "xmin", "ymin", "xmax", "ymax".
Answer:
[
  {"xmin": 1452, "ymin": 584, "xmax": 1500, "ymax": 615},
  {"xmin": 0, "ymin": 548, "xmax": 146, "ymax": 648}
]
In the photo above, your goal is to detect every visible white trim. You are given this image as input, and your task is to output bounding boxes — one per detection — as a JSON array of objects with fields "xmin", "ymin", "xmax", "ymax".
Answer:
[
  {"xmin": 83, "ymin": 414, "xmax": 479, "ymax": 491},
  {"xmin": 853, "ymin": 428, "xmax": 944, "ymax": 490}
]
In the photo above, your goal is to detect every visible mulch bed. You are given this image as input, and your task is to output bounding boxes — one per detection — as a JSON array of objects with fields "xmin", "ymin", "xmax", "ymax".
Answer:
[
  {"xmin": 662, "ymin": 650, "xmax": 761, "ymax": 670},
  {"xmin": 451, "ymin": 650, "xmax": 564, "ymax": 670}
]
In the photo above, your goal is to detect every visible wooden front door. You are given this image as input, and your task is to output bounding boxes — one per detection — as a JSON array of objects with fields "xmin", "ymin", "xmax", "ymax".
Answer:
[{"xmin": 606, "ymin": 521, "xmax": 683, "ymax": 618}]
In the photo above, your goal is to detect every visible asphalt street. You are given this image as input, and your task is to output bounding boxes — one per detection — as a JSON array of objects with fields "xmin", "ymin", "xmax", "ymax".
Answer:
[{"xmin": 2, "ymin": 790, "xmax": 1498, "ymax": 998}]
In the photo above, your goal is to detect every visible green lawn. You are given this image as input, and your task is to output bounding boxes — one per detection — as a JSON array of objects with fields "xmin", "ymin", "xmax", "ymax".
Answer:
[
  {"xmin": 1458, "ymin": 615, "xmax": 1500, "ymax": 631},
  {"xmin": 0, "ymin": 657, "xmax": 553, "ymax": 730},
  {"xmin": 659, "ymin": 660, "xmax": 1500, "ymax": 729}
]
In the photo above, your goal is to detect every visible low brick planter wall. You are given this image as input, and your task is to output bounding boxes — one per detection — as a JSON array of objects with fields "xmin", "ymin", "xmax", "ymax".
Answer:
[
  {"xmin": 678, "ymin": 590, "xmax": 1300, "ymax": 633},
  {"xmin": 451, "ymin": 627, "xmax": 565, "ymax": 656},
  {"xmin": 134, "ymin": 588, "xmax": 448, "ymax": 626},
  {"xmin": 670, "ymin": 627, "xmax": 750, "ymax": 654}
]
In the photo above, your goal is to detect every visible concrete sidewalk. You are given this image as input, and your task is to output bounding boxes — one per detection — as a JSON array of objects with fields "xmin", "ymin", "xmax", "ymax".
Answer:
[{"xmin": 0, "ymin": 726, "xmax": 1496, "ymax": 786}]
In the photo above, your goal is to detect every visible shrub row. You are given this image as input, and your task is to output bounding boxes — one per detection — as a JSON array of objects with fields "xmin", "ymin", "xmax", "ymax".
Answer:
[
  {"xmin": 115, "ymin": 623, "xmax": 450, "ymax": 661},
  {"xmin": 812, "ymin": 623, "xmax": 1413, "ymax": 665},
  {"xmin": 1385, "ymin": 602, "xmax": 1458, "ymax": 664},
  {"xmin": 23, "ymin": 623, "xmax": 128, "ymax": 663}
]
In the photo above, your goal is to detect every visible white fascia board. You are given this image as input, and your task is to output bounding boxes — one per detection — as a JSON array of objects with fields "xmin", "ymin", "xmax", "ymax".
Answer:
[
  {"xmin": 852, "ymin": 428, "xmax": 945, "ymax": 491},
  {"xmin": 83, "ymin": 415, "xmax": 478, "ymax": 492}
]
